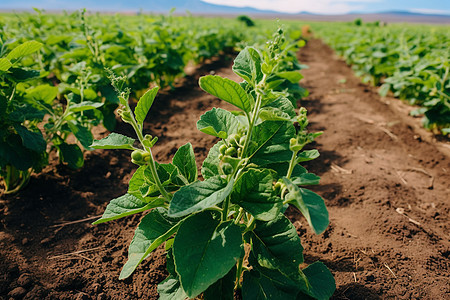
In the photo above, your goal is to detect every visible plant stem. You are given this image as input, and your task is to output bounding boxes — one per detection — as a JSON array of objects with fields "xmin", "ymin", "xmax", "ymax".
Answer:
[
  {"xmin": 240, "ymin": 73, "xmax": 267, "ymax": 158},
  {"xmin": 235, "ymin": 257, "xmax": 244, "ymax": 289},
  {"xmin": 124, "ymin": 99, "xmax": 172, "ymax": 203},
  {"xmin": 286, "ymin": 149, "xmax": 299, "ymax": 179}
]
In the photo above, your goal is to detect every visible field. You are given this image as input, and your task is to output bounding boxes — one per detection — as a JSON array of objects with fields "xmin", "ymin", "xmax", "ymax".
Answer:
[{"xmin": 1, "ymin": 12, "xmax": 449, "ymax": 300}]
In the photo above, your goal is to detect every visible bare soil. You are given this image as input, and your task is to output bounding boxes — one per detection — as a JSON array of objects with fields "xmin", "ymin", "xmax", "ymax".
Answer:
[{"xmin": 1, "ymin": 40, "xmax": 449, "ymax": 300}]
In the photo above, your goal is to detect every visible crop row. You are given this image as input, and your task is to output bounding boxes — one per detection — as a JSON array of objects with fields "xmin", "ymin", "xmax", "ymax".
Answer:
[
  {"xmin": 0, "ymin": 11, "xmax": 290, "ymax": 193},
  {"xmin": 313, "ymin": 21, "xmax": 450, "ymax": 134}
]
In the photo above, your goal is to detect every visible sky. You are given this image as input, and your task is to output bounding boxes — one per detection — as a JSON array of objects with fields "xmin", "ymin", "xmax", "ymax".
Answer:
[
  {"xmin": 1, "ymin": 0, "xmax": 450, "ymax": 15},
  {"xmin": 202, "ymin": 0, "xmax": 450, "ymax": 15}
]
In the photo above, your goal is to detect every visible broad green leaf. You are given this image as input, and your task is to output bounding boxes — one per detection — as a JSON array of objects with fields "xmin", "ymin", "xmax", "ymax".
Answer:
[
  {"xmin": 7, "ymin": 41, "xmax": 43, "ymax": 61},
  {"xmin": 301, "ymin": 262, "xmax": 336, "ymax": 300},
  {"xmin": 168, "ymin": 176, "xmax": 234, "ymax": 218},
  {"xmin": 252, "ymin": 214, "xmax": 304, "ymax": 277},
  {"xmin": 291, "ymin": 173, "xmax": 321, "ymax": 186},
  {"xmin": 9, "ymin": 68, "xmax": 41, "ymax": 81},
  {"xmin": 25, "ymin": 85, "xmax": 58, "ymax": 105},
  {"xmin": 68, "ymin": 101, "xmax": 103, "ymax": 113},
  {"xmin": 172, "ymin": 143, "xmax": 197, "ymax": 184},
  {"xmin": 58, "ymin": 143, "xmax": 83, "ymax": 169},
  {"xmin": 173, "ymin": 212, "xmax": 242, "ymax": 298},
  {"xmin": 120, "ymin": 208, "xmax": 181, "ymax": 279},
  {"xmin": 296, "ymin": 150, "xmax": 320, "ymax": 163},
  {"xmin": 158, "ymin": 276, "xmax": 188, "ymax": 300},
  {"xmin": 197, "ymin": 108, "xmax": 241, "ymax": 139},
  {"xmin": 232, "ymin": 46, "xmax": 263, "ymax": 84},
  {"xmin": 0, "ymin": 136, "xmax": 37, "ymax": 170},
  {"xmin": 67, "ymin": 123, "xmax": 93, "ymax": 150},
  {"xmin": 0, "ymin": 58, "xmax": 12, "ymax": 72},
  {"xmin": 277, "ymin": 71, "xmax": 303, "ymax": 84},
  {"xmin": 265, "ymin": 162, "xmax": 307, "ymax": 179},
  {"xmin": 13, "ymin": 125, "xmax": 46, "ymax": 153},
  {"xmin": 259, "ymin": 107, "xmax": 295, "ymax": 122},
  {"xmin": 203, "ymin": 266, "xmax": 236, "ymax": 300},
  {"xmin": 262, "ymin": 98, "xmax": 296, "ymax": 118},
  {"xmin": 243, "ymin": 253, "xmax": 310, "ymax": 300},
  {"xmin": 0, "ymin": 95, "xmax": 6, "ymax": 117},
  {"xmin": 91, "ymin": 133, "xmax": 135, "ymax": 150},
  {"xmin": 199, "ymin": 75, "xmax": 252, "ymax": 113},
  {"xmin": 201, "ymin": 141, "xmax": 223, "ymax": 179},
  {"xmin": 242, "ymin": 270, "xmax": 295, "ymax": 300},
  {"xmin": 282, "ymin": 178, "xmax": 329, "ymax": 235},
  {"xmin": 249, "ymin": 121, "xmax": 295, "ymax": 166},
  {"xmin": 232, "ymin": 169, "xmax": 282, "ymax": 221},
  {"xmin": 135, "ymin": 86, "xmax": 159, "ymax": 125},
  {"xmin": 92, "ymin": 193, "xmax": 164, "ymax": 225}
]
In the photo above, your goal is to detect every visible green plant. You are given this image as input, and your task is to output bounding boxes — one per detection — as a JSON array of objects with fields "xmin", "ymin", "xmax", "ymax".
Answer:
[
  {"xmin": 92, "ymin": 29, "xmax": 335, "ymax": 299},
  {"xmin": 0, "ymin": 41, "xmax": 104, "ymax": 193}
]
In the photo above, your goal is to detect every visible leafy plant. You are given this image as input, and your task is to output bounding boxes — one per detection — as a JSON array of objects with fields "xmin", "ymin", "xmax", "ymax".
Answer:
[
  {"xmin": 0, "ymin": 40, "xmax": 104, "ymax": 193},
  {"xmin": 92, "ymin": 29, "xmax": 335, "ymax": 299},
  {"xmin": 314, "ymin": 22, "xmax": 450, "ymax": 134}
]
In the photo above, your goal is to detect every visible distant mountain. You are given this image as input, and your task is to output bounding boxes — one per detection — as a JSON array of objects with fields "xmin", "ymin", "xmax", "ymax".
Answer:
[{"xmin": 0, "ymin": 0, "xmax": 282, "ymax": 14}]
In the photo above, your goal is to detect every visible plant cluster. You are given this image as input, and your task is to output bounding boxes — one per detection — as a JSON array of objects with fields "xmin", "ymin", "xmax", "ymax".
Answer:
[
  {"xmin": 314, "ymin": 22, "xmax": 450, "ymax": 134},
  {"xmin": 0, "ymin": 40, "xmax": 104, "ymax": 193},
  {"xmin": 92, "ymin": 29, "xmax": 335, "ymax": 299},
  {"xmin": 0, "ymin": 10, "xmax": 283, "ymax": 193}
]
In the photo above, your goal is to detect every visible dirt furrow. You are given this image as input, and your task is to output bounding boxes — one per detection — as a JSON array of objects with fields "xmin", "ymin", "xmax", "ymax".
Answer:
[{"xmin": 296, "ymin": 38, "xmax": 450, "ymax": 299}]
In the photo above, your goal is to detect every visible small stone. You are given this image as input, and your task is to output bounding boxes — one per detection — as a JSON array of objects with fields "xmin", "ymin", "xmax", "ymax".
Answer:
[
  {"xmin": 97, "ymin": 293, "xmax": 107, "ymax": 300},
  {"xmin": 75, "ymin": 292, "xmax": 90, "ymax": 300},
  {"xmin": 8, "ymin": 287, "xmax": 27, "ymax": 298},
  {"xmin": 21, "ymin": 238, "xmax": 29, "ymax": 246},
  {"xmin": 40, "ymin": 238, "xmax": 51, "ymax": 245},
  {"xmin": 17, "ymin": 274, "xmax": 32, "ymax": 288},
  {"xmin": 91, "ymin": 283, "xmax": 102, "ymax": 294}
]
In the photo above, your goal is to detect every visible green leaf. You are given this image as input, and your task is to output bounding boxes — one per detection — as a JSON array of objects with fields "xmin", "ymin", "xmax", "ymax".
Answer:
[
  {"xmin": 301, "ymin": 262, "xmax": 336, "ymax": 300},
  {"xmin": 291, "ymin": 173, "xmax": 321, "ymax": 186},
  {"xmin": 259, "ymin": 107, "xmax": 295, "ymax": 122},
  {"xmin": 0, "ymin": 58, "xmax": 12, "ymax": 72},
  {"xmin": 242, "ymin": 270, "xmax": 295, "ymax": 300},
  {"xmin": 9, "ymin": 68, "xmax": 41, "ymax": 81},
  {"xmin": 91, "ymin": 133, "xmax": 135, "ymax": 150},
  {"xmin": 197, "ymin": 108, "xmax": 241, "ymax": 139},
  {"xmin": 262, "ymin": 98, "xmax": 296, "ymax": 118},
  {"xmin": 172, "ymin": 143, "xmax": 197, "ymax": 184},
  {"xmin": 201, "ymin": 141, "xmax": 223, "ymax": 180},
  {"xmin": 249, "ymin": 121, "xmax": 295, "ymax": 166},
  {"xmin": 232, "ymin": 169, "xmax": 282, "ymax": 221},
  {"xmin": 168, "ymin": 176, "xmax": 234, "ymax": 218},
  {"xmin": 120, "ymin": 208, "xmax": 181, "ymax": 279},
  {"xmin": 13, "ymin": 125, "xmax": 46, "ymax": 153},
  {"xmin": 135, "ymin": 86, "xmax": 159, "ymax": 125},
  {"xmin": 7, "ymin": 41, "xmax": 43, "ymax": 61},
  {"xmin": 158, "ymin": 276, "xmax": 188, "ymax": 300},
  {"xmin": 58, "ymin": 143, "xmax": 84, "ymax": 169},
  {"xmin": 68, "ymin": 101, "xmax": 103, "ymax": 113},
  {"xmin": 25, "ymin": 85, "xmax": 58, "ymax": 105},
  {"xmin": 265, "ymin": 162, "xmax": 307, "ymax": 179},
  {"xmin": 203, "ymin": 266, "xmax": 236, "ymax": 300},
  {"xmin": 67, "ymin": 123, "xmax": 93, "ymax": 150},
  {"xmin": 232, "ymin": 46, "xmax": 263, "ymax": 84},
  {"xmin": 282, "ymin": 178, "xmax": 329, "ymax": 235},
  {"xmin": 251, "ymin": 214, "xmax": 304, "ymax": 277},
  {"xmin": 92, "ymin": 193, "xmax": 164, "ymax": 225},
  {"xmin": 173, "ymin": 212, "xmax": 242, "ymax": 298},
  {"xmin": 296, "ymin": 150, "xmax": 320, "ymax": 163},
  {"xmin": 199, "ymin": 75, "xmax": 252, "ymax": 113},
  {"xmin": 277, "ymin": 71, "xmax": 303, "ymax": 84}
]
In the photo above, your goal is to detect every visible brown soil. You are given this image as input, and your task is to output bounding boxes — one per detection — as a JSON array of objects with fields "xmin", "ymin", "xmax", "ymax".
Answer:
[{"xmin": 1, "ymin": 40, "xmax": 449, "ymax": 300}]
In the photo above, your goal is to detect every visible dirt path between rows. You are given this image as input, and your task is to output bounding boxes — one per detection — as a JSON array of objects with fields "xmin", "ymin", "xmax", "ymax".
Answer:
[
  {"xmin": 1, "ymin": 40, "xmax": 449, "ymax": 300},
  {"xmin": 297, "ymin": 38, "xmax": 450, "ymax": 299}
]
